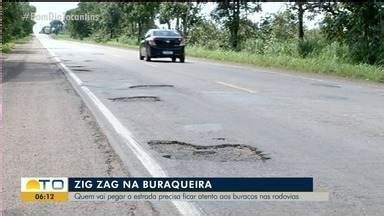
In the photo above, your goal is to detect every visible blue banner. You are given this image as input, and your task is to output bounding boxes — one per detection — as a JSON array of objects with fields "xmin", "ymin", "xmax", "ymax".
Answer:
[{"xmin": 68, "ymin": 177, "xmax": 313, "ymax": 192}]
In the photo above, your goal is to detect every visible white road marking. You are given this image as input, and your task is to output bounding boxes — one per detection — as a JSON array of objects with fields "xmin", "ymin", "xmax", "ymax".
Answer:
[
  {"xmin": 38, "ymin": 35, "xmax": 203, "ymax": 216},
  {"xmin": 216, "ymin": 81, "xmax": 256, "ymax": 94},
  {"xmin": 197, "ymin": 59, "xmax": 343, "ymax": 86}
]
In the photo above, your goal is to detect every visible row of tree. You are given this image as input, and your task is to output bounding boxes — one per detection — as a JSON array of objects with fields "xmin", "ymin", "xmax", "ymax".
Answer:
[
  {"xmin": 20, "ymin": 2, "xmax": 379, "ymax": 66},
  {"xmin": 1, "ymin": 2, "xmax": 382, "ymax": 65},
  {"xmin": 65, "ymin": 2, "xmax": 196, "ymax": 43},
  {"xmin": 2, "ymin": 2, "xmax": 35, "ymax": 43}
]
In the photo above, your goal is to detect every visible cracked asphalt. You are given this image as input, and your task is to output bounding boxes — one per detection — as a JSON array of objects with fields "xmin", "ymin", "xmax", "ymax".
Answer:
[{"xmin": 1, "ymin": 34, "xmax": 384, "ymax": 215}]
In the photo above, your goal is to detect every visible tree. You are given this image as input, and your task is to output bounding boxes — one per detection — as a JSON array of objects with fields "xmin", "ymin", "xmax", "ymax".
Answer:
[
  {"xmin": 50, "ymin": 20, "xmax": 64, "ymax": 35},
  {"xmin": 2, "ymin": 2, "xmax": 35, "ymax": 43},
  {"xmin": 188, "ymin": 18, "xmax": 230, "ymax": 49},
  {"xmin": 65, "ymin": 8, "xmax": 91, "ymax": 40},
  {"xmin": 123, "ymin": 3, "xmax": 159, "ymax": 43},
  {"xmin": 158, "ymin": 2, "xmax": 202, "ymax": 36},
  {"xmin": 100, "ymin": 3, "xmax": 122, "ymax": 39},
  {"xmin": 319, "ymin": 2, "xmax": 347, "ymax": 42},
  {"xmin": 320, "ymin": 2, "xmax": 384, "ymax": 64},
  {"xmin": 287, "ymin": 2, "xmax": 318, "ymax": 41},
  {"xmin": 158, "ymin": 3, "xmax": 174, "ymax": 29},
  {"xmin": 211, "ymin": 1, "xmax": 261, "ymax": 50},
  {"xmin": 257, "ymin": 15, "xmax": 273, "ymax": 41},
  {"xmin": 270, "ymin": 10, "xmax": 296, "ymax": 40}
]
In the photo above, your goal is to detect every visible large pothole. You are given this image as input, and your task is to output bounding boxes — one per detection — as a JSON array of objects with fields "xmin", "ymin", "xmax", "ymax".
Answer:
[{"xmin": 148, "ymin": 140, "xmax": 270, "ymax": 162}]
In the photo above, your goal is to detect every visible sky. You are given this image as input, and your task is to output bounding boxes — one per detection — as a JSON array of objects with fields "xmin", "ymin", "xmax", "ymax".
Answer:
[
  {"xmin": 30, "ymin": 2, "xmax": 78, "ymax": 33},
  {"xmin": 30, "ymin": 2, "xmax": 320, "ymax": 33}
]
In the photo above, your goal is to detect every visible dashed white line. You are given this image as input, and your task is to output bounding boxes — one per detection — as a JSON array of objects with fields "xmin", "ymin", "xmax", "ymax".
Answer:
[
  {"xmin": 216, "ymin": 81, "xmax": 256, "ymax": 94},
  {"xmin": 197, "ymin": 58, "xmax": 343, "ymax": 87}
]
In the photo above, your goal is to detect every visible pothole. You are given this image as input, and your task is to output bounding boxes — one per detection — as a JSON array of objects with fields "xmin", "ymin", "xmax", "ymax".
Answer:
[
  {"xmin": 129, "ymin": 84, "xmax": 174, "ymax": 89},
  {"xmin": 108, "ymin": 96, "xmax": 160, "ymax": 102},
  {"xmin": 320, "ymin": 95, "xmax": 348, "ymax": 100},
  {"xmin": 311, "ymin": 82, "xmax": 341, "ymax": 88},
  {"xmin": 72, "ymin": 68, "xmax": 92, "ymax": 72},
  {"xmin": 148, "ymin": 140, "xmax": 270, "ymax": 162},
  {"xmin": 64, "ymin": 88, "xmax": 77, "ymax": 95},
  {"xmin": 212, "ymin": 137, "xmax": 226, "ymax": 141}
]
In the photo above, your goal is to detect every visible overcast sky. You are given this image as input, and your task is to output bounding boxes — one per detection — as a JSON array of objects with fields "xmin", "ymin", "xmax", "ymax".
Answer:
[
  {"xmin": 30, "ymin": 2, "xmax": 320, "ymax": 33},
  {"xmin": 30, "ymin": 2, "xmax": 78, "ymax": 32}
]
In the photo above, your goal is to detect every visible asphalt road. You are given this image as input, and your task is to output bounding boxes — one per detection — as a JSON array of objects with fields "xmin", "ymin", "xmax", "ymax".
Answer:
[
  {"xmin": 1, "ymin": 38, "xmax": 155, "ymax": 215},
  {"xmin": 4, "ymin": 35, "xmax": 384, "ymax": 215}
]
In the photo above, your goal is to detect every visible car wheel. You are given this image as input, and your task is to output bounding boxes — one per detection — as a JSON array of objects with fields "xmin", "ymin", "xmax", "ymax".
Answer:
[
  {"xmin": 172, "ymin": 57, "xmax": 176, "ymax": 62},
  {"xmin": 145, "ymin": 48, "xmax": 151, "ymax": 61},
  {"xmin": 179, "ymin": 56, "xmax": 185, "ymax": 63},
  {"xmin": 145, "ymin": 53, "xmax": 151, "ymax": 61},
  {"xmin": 139, "ymin": 52, "xmax": 144, "ymax": 60}
]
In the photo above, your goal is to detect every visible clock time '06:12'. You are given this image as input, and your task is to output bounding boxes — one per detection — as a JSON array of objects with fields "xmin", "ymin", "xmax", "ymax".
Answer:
[{"xmin": 34, "ymin": 193, "xmax": 54, "ymax": 200}]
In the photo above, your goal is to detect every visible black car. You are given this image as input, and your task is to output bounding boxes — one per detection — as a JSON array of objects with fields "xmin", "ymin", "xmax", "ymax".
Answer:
[{"xmin": 139, "ymin": 29, "xmax": 185, "ymax": 63}]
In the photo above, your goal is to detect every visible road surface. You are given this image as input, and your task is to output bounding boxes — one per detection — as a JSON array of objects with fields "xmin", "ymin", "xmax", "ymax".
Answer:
[
  {"xmin": 3, "ymin": 35, "xmax": 384, "ymax": 215},
  {"xmin": 1, "ymin": 37, "xmax": 155, "ymax": 215}
]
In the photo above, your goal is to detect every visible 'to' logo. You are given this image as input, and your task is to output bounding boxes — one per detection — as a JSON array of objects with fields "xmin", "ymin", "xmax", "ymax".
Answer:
[
  {"xmin": 21, "ymin": 177, "xmax": 68, "ymax": 192},
  {"xmin": 21, "ymin": 177, "xmax": 68, "ymax": 202}
]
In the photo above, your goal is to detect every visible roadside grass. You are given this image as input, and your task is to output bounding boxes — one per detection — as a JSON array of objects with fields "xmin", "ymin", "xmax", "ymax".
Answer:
[
  {"xmin": 52, "ymin": 34, "xmax": 137, "ymax": 49},
  {"xmin": 53, "ymin": 34, "xmax": 384, "ymax": 83},
  {"xmin": 1, "ymin": 35, "xmax": 33, "ymax": 53},
  {"xmin": 187, "ymin": 46, "xmax": 384, "ymax": 83},
  {"xmin": 1, "ymin": 43, "xmax": 15, "ymax": 53}
]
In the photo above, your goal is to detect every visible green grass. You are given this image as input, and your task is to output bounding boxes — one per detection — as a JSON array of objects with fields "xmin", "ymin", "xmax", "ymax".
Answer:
[
  {"xmin": 53, "ymin": 34, "xmax": 384, "ymax": 83},
  {"xmin": 1, "ymin": 43, "xmax": 15, "ymax": 53},
  {"xmin": 52, "ymin": 34, "xmax": 138, "ymax": 49},
  {"xmin": 186, "ymin": 46, "xmax": 384, "ymax": 83},
  {"xmin": 1, "ymin": 35, "xmax": 33, "ymax": 53}
]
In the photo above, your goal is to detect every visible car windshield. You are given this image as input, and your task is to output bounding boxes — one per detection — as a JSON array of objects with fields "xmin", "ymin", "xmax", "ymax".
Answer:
[{"xmin": 153, "ymin": 30, "xmax": 180, "ymax": 37}]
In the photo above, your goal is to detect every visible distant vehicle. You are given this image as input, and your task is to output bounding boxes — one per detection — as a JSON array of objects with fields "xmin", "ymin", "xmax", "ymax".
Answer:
[{"xmin": 139, "ymin": 29, "xmax": 185, "ymax": 63}]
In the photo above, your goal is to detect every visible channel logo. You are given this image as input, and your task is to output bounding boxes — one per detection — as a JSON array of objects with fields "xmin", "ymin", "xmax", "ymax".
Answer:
[{"xmin": 21, "ymin": 177, "xmax": 68, "ymax": 202}]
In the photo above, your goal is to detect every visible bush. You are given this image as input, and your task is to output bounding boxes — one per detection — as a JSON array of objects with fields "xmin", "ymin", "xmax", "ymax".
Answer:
[
  {"xmin": 265, "ymin": 40, "xmax": 298, "ymax": 57},
  {"xmin": 297, "ymin": 39, "xmax": 318, "ymax": 58},
  {"xmin": 188, "ymin": 21, "xmax": 230, "ymax": 50},
  {"xmin": 90, "ymin": 32, "xmax": 109, "ymax": 43},
  {"xmin": 241, "ymin": 39, "xmax": 299, "ymax": 57},
  {"xmin": 117, "ymin": 35, "xmax": 137, "ymax": 45},
  {"xmin": 317, "ymin": 41, "xmax": 350, "ymax": 63},
  {"xmin": 241, "ymin": 39, "xmax": 265, "ymax": 54}
]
